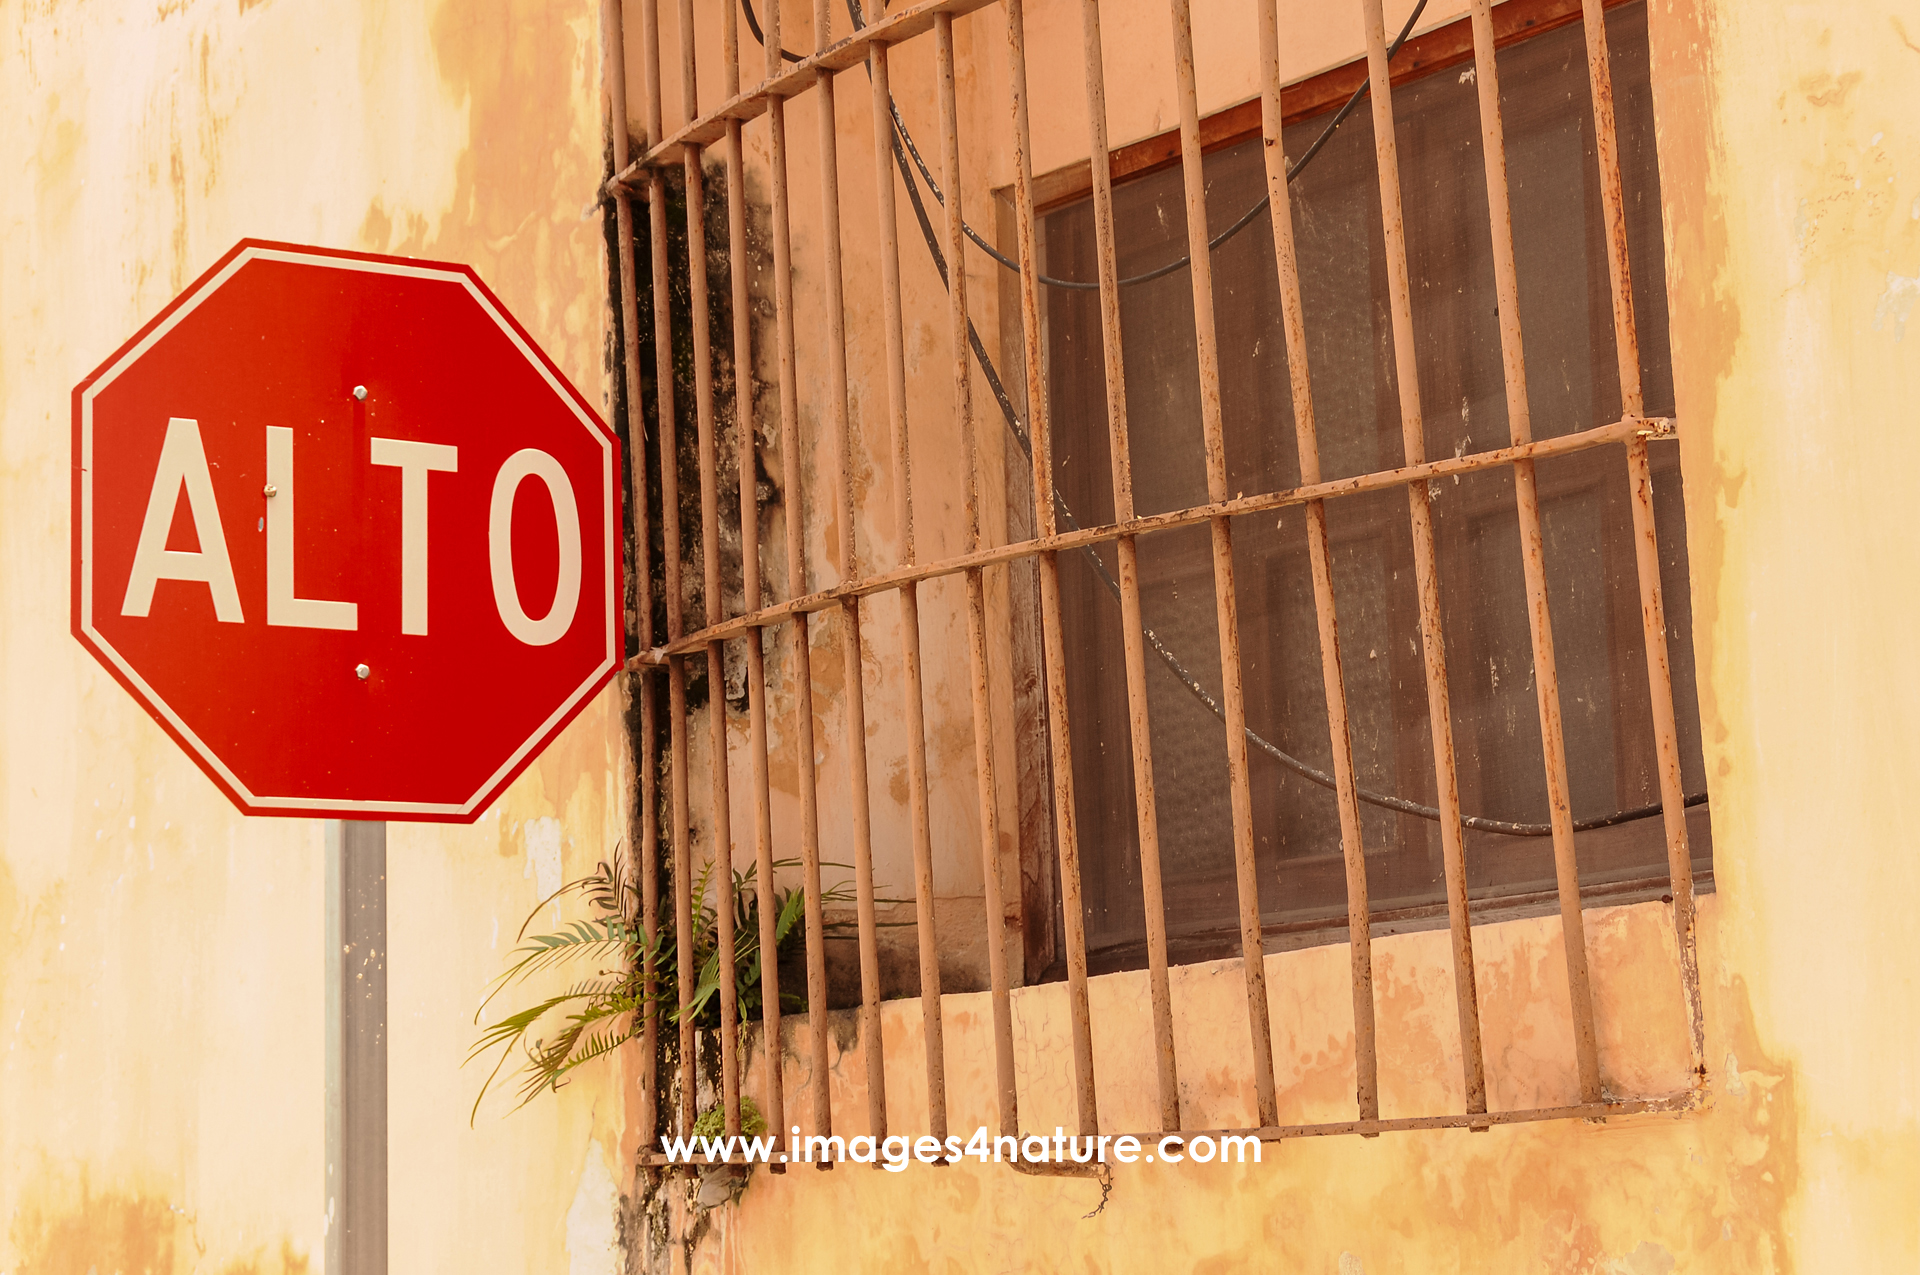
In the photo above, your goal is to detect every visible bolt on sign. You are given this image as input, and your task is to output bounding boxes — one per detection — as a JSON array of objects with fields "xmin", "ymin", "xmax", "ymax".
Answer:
[{"xmin": 72, "ymin": 240, "xmax": 624, "ymax": 822}]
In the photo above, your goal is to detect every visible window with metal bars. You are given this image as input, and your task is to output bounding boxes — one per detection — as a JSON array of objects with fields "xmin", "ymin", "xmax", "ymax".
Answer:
[
  {"xmin": 606, "ymin": 0, "xmax": 1708, "ymax": 1163},
  {"xmin": 1028, "ymin": 0, "xmax": 1712, "ymax": 976}
]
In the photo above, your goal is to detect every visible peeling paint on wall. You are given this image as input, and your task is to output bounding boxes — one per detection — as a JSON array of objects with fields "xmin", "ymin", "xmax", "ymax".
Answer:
[
  {"xmin": 1872, "ymin": 271, "xmax": 1918, "ymax": 340},
  {"xmin": 4, "ymin": 0, "xmax": 627, "ymax": 1270},
  {"xmin": 566, "ymin": 1141, "xmax": 621, "ymax": 1275},
  {"xmin": 6, "ymin": 1165, "xmax": 312, "ymax": 1275},
  {"xmin": 524, "ymin": 816, "xmax": 566, "ymax": 904}
]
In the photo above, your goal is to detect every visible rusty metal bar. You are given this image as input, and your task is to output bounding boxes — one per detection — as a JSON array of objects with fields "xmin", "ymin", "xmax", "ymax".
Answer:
[
  {"xmin": 1583, "ymin": 0, "xmax": 1643, "ymax": 420},
  {"xmin": 655, "ymin": 189, "xmax": 700, "ymax": 1136},
  {"xmin": 1170, "ymin": 0, "xmax": 1286, "ymax": 1131},
  {"xmin": 679, "ymin": 0, "xmax": 742, "ymax": 1143},
  {"xmin": 628, "ymin": 417, "xmax": 1665, "ymax": 662},
  {"xmin": 763, "ymin": 0, "xmax": 836, "ymax": 1155},
  {"xmin": 870, "ymin": 38, "xmax": 948, "ymax": 1143},
  {"xmin": 1580, "ymin": 0, "xmax": 1702, "ymax": 1070},
  {"xmin": 676, "ymin": 0, "xmax": 697, "ymax": 125},
  {"xmin": 1006, "ymin": 0, "xmax": 1099, "ymax": 1137},
  {"xmin": 659, "ymin": 210, "xmax": 700, "ymax": 1141},
  {"xmin": 1360, "ymin": 0, "xmax": 1485, "ymax": 1119},
  {"xmin": 602, "ymin": 0, "xmax": 660, "ymax": 1155},
  {"xmin": 607, "ymin": 0, "xmax": 1004, "ymax": 185},
  {"xmin": 1467, "ymin": 0, "xmax": 1598, "ymax": 1113},
  {"xmin": 721, "ymin": 0, "xmax": 786, "ymax": 1159},
  {"xmin": 1260, "ymin": 0, "xmax": 1392, "ymax": 1124},
  {"xmin": 763, "ymin": 0, "xmax": 784, "ymax": 81},
  {"xmin": 933, "ymin": 11, "xmax": 1019, "ymax": 1140},
  {"xmin": 637, "ymin": 0, "xmax": 701, "ymax": 1141},
  {"xmin": 1079, "ymin": 0, "xmax": 1178, "ymax": 1136},
  {"xmin": 811, "ymin": 0, "xmax": 889, "ymax": 1145},
  {"xmin": 1625, "ymin": 432, "xmax": 1700, "ymax": 1064}
]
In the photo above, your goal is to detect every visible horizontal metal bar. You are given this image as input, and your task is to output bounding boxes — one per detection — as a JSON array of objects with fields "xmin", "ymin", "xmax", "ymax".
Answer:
[
  {"xmin": 624, "ymin": 416, "xmax": 1671, "ymax": 667},
  {"xmin": 605, "ymin": 0, "xmax": 1003, "ymax": 190},
  {"xmin": 633, "ymin": 1088, "xmax": 1704, "ymax": 1165}
]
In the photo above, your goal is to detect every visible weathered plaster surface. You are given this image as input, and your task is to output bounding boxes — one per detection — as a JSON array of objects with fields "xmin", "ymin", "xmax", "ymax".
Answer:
[
  {"xmin": 661, "ymin": 898, "xmax": 1796, "ymax": 1274},
  {"xmin": 2, "ymin": 1, "xmax": 627, "ymax": 1270},
  {"xmin": 1650, "ymin": 0, "xmax": 1920, "ymax": 1267}
]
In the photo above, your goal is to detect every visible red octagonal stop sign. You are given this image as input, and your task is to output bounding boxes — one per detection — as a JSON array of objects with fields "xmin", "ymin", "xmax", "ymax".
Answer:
[{"xmin": 72, "ymin": 240, "xmax": 624, "ymax": 822}]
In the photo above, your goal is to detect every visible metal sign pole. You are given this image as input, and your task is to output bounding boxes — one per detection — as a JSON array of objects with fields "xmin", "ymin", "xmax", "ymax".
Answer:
[{"xmin": 326, "ymin": 820, "xmax": 388, "ymax": 1275}]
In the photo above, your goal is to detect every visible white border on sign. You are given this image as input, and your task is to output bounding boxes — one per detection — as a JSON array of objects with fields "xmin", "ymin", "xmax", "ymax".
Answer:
[{"xmin": 79, "ymin": 245, "xmax": 620, "ymax": 817}]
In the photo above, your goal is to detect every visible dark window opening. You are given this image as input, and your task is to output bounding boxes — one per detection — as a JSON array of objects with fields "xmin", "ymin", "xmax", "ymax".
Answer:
[{"xmin": 1038, "ymin": 0, "xmax": 1712, "ymax": 974}]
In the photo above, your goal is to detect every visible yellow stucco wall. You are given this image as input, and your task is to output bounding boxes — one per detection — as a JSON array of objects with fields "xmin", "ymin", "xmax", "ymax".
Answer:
[
  {"xmin": 1652, "ymin": 0, "xmax": 1920, "ymax": 1264},
  {"xmin": 2, "ymin": 1, "xmax": 633, "ymax": 1271}
]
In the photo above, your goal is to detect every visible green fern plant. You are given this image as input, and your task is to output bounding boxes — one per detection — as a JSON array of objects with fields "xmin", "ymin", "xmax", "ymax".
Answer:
[{"xmin": 467, "ymin": 854, "xmax": 866, "ymax": 1121}]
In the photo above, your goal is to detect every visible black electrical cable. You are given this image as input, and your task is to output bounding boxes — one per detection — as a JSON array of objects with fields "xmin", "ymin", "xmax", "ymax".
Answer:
[{"xmin": 735, "ymin": 0, "xmax": 1709, "ymax": 839}]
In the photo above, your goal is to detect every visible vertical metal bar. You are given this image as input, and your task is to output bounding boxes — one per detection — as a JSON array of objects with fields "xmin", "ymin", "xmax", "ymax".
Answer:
[
  {"xmin": 602, "ymin": 0, "xmax": 661, "ymax": 1154},
  {"xmin": 1005, "ymin": 0, "xmax": 1098, "ymax": 1137},
  {"xmin": 870, "ymin": 39, "xmax": 948, "ymax": 1143},
  {"xmin": 639, "ymin": 0, "xmax": 691, "ymax": 1142},
  {"xmin": 1579, "ymin": 0, "xmax": 1702, "ymax": 1070},
  {"xmin": 661, "ymin": 283, "xmax": 698, "ymax": 1142},
  {"xmin": 1078, "ymin": 0, "xmax": 1178, "ymax": 1135},
  {"xmin": 1359, "ymin": 0, "xmax": 1486, "ymax": 1117},
  {"xmin": 635, "ymin": 674, "xmax": 663, "ymax": 1143},
  {"xmin": 722, "ymin": 0, "xmax": 785, "ymax": 1154},
  {"xmin": 324, "ymin": 820, "xmax": 387, "ymax": 1275},
  {"xmin": 765, "ymin": 0, "xmax": 836, "ymax": 1153},
  {"xmin": 812, "ymin": 0, "xmax": 888, "ymax": 1145},
  {"xmin": 676, "ymin": 0, "xmax": 697, "ymax": 125},
  {"xmin": 1258, "ymin": 0, "xmax": 1392, "ymax": 1123},
  {"xmin": 764, "ymin": 0, "xmax": 783, "ymax": 82},
  {"xmin": 1463, "ymin": 0, "xmax": 1596, "ymax": 1117},
  {"xmin": 1168, "ymin": 0, "xmax": 1278, "ymax": 1130},
  {"xmin": 933, "ymin": 12, "xmax": 1019, "ymax": 1140},
  {"xmin": 1582, "ymin": 0, "xmax": 1643, "ymax": 421},
  {"xmin": 680, "ymin": 0, "xmax": 741, "ymax": 1142},
  {"xmin": 640, "ymin": 0, "xmax": 697, "ymax": 1140}
]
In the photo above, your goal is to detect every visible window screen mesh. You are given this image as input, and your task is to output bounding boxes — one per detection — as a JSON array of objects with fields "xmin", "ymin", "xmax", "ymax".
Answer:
[{"xmin": 1040, "ymin": 1, "xmax": 1711, "ymax": 968}]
